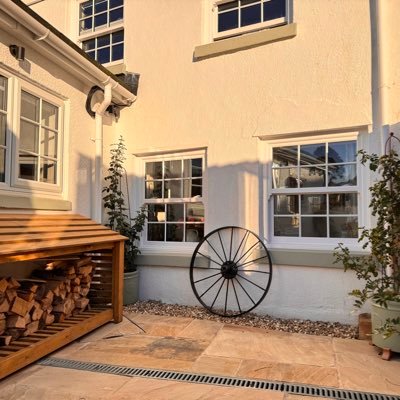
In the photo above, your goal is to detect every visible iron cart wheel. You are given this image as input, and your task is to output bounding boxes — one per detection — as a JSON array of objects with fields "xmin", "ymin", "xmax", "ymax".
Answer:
[{"xmin": 190, "ymin": 226, "xmax": 273, "ymax": 317}]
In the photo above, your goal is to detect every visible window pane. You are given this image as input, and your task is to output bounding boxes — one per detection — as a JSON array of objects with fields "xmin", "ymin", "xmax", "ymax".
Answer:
[
  {"xmin": 186, "ymin": 203, "xmax": 204, "ymax": 222},
  {"xmin": 146, "ymin": 161, "xmax": 162, "ymax": 179},
  {"xmin": 184, "ymin": 178, "xmax": 202, "ymax": 197},
  {"xmin": 167, "ymin": 204, "xmax": 184, "ymax": 222},
  {"xmin": 112, "ymin": 44, "xmax": 124, "ymax": 61},
  {"xmin": 241, "ymin": 3, "xmax": 261, "ymax": 26},
  {"xmin": 19, "ymin": 153, "xmax": 37, "ymax": 180},
  {"xmin": 272, "ymin": 168, "xmax": 298, "ymax": 188},
  {"xmin": 147, "ymin": 223, "xmax": 164, "ymax": 241},
  {"xmin": 0, "ymin": 113, "xmax": 6, "ymax": 146},
  {"xmin": 97, "ymin": 34, "xmax": 111, "ymax": 47},
  {"xmin": 329, "ymin": 217, "xmax": 358, "ymax": 238},
  {"xmin": 80, "ymin": 1, "xmax": 93, "ymax": 18},
  {"xmin": 0, "ymin": 76, "xmax": 7, "ymax": 111},
  {"xmin": 0, "ymin": 148, "xmax": 4, "ymax": 182},
  {"xmin": 328, "ymin": 141, "xmax": 357, "ymax": 163},
  {"xmin": 110, "ymin": 0, "xmax": 123, "ymax": 8},
  {"xmin": 110, "ymin": 7, "xmax": 123, "ymax": 23},
  {"xmin": 263, "ymin": 0, "xmax": 286, "ymax": 21},
  {"xmin": 42, "ymin": 102, "xmax": 58, "ymax": 130},
  {"xmin": 164, "ymin": 160, "xmax": 181, "ymax": 178},
  {"xmin": 147, "ymin": 204, "xmax": 165, "ymax": 222},
  {"xmin": 300, "ymin": 166, "xmax": 325, "ymax": 187},
  {"xmin": 274, "ymin": 216, "xmax": 299, "ymax": 237},
  {"xmin": 329, "ymin": 193, "xmax": 358, "ymax": 215},
  {"xmin": 20, "ymin": 121, "xmax": 39, "ymax": 153},
  {"xmin": 94, "ymin": 12, "xmax": 107, "ymax": 29},
  {"xmin": 273, "ymin": 146, "xmax": 297, "ymax": 167},
  {"xmin": 184, "ymin": 158, "xmax": 202, "ymax": 178},
  {"xmin": 218, "ymin": 9, "xmax": 239, "ymax": 32},
  {"xmin": 301, "ymin": 217, "xmax": 327, "ymax": 237},
  {"xmin": 41, "ymin": 129, "xmax": 57, "ymax": 158},
  {"xmin": 40, "ymin": 159, "xmax": 56, "ymax": 184},
  {"xmin": 94, "ymin": 0, "xmax": 108, "ymax": 13},
  {"xmin": 301, "ymin": 194, "xmax": 326, "ymax": 215},
  {"xmin": 112, "ymin": 30, "xmax": 124, "ymax": 43},
  {"xmin": 300, "ymin": 143, "xmax": 325, "ymax": 165},
  {"xmin": 273, "ymin": 195, "xmax": 298, "ymax": 215},
  {"xmin": 164, "ymin": 180, "xmax": 182, "ymax": 198},
  {"xmin": 21, "ymin": 92, "xmax": 39, "ymax": 122},
  {"xmin": 97, "ymin": 47, "xmax": 111, "ymax": 63},
  {"xmin": 328, "ymin": 164, "xmax": 357, "ymax": 186},
  {"xmin": 186, "ymin": 224, "xmax": 204, "ymax": 242},
  {"xmin": 166, "ymin": 224, "xmax": 184, "ymax": 242},
  {"xmin": 83, "ymin": 38, "xmax": 96, "ymax": 51},
  {"xmin": 219, "ymin": 1, "xmax": 238, "ymax": 12},
  {"xmin": 145, "ymin": 180, "xmax": 162, "ymax": 198},
  {"xmin": 80, "ymin": 17, "xmax": 93, "ymax": 33},
  {"xmin": 86, "ymin": 51, "xmax": 96, "ymax": 60}
]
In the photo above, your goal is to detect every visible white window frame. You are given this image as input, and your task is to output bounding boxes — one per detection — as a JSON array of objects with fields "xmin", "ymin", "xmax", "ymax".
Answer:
[
  {"xmin": 261, "ymin": 132, "xmax": 369, "ymax": 251},
  {"xmin": 138, "ymin": 150, "xmax": 206, "ymax": 254},
  {"xmin": 213, "ymin": 0, "xmax": 290, "ymax": 41},
  {"xmin": 77, "ymin": 0, "xmax": 124, "ymax": 65},
  {"xmin": 0, "ymin": 69, "xmax": 65, "ymax": 196}
]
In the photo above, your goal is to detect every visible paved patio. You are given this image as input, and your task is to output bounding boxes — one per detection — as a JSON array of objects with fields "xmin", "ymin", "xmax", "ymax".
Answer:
[{"xmin": 0, "ymin": 312, "xmax": 399, "ymax": 399}]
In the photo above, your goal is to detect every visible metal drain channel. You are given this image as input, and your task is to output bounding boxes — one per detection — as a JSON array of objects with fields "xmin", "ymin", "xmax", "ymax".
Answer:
[{"xmin": 38, "ymin": 357, "xmax": 400, "ymax": 400}]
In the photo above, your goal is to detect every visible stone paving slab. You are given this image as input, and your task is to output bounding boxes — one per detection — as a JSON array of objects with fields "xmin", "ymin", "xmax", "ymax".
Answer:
[{"xmin": 0, "ymin": 312, "xmax": 399, "ymax": 398}]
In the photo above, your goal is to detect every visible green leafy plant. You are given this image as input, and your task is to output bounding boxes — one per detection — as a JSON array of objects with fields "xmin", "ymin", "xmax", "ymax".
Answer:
[
  {"xmin": 103, "ymin": 136, "xmax": 147, "ymax": 272},
  {"xmin": 334, "ymin": 134, "xmax": 400, "ymax": 337}
]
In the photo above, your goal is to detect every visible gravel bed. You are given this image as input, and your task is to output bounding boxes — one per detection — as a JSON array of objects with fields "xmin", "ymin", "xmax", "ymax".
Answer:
[{"xmin": 124, "ymin": 300, "xmax": 358, "ymax": 339}]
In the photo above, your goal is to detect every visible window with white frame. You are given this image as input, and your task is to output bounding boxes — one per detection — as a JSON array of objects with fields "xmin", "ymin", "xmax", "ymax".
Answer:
[
  {"xmin": 270, "ymin": 139, "xmax": 359, "ymax": 240},
  {"xmin": 0, "ymin": 73, "xmax": 63, "ymax": 193},
  {"xmin": 215, "ymin": 0, "xmax": 288, "ymax": 40},
  {"xmin": 79, "ymin": 0, "xmax": 124, "ymax": 64},
  {"xmin": 144, "ymin": 155, "xmax": 205, "ymax": 243}
]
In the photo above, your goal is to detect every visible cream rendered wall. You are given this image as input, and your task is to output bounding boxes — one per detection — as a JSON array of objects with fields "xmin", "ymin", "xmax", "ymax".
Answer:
[
  {"xmin": 26, "ymin": 0, "xmax": 377, "ymax": 323},
  {"xmin": 0, "ymin": 27, "xmax": 97, "ymax": 217}
]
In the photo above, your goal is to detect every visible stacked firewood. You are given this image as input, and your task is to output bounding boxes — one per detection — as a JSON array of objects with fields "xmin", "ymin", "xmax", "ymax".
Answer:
[{"xmin": 0, "ymin": 256, "xmax": 93, "ymax": 345}]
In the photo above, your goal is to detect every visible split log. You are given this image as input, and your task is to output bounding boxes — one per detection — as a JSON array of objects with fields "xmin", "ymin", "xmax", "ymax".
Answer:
[
  {"xmin": 74, "ymin": 257, "xmax": 92, "ymax": 268},
  {"xmin": 0, "ymin": 318, "xmax": 5, "ymax": 335},
  {"xmin": 10, "ymin": 297, "xmax": 31, "ymax": 317},
  {"xmin": 0, "ymin": 278, "xmax": 8, "ymax": 293},
  {"xmin": 74, "ymin": 298, "xmax": 89, "ymax": 310},
  {"xmin": 5, "ymin": 328, "xmax": 24, "ymax": 341},
  {"xmin": 53, "ymin": 313, "xmax": 65, "ymax": 323},
  {"xmin": 42, "ymin": 312, "xmax": 55, "ymax": 325},
  {"xmin": 78, "ymin": 265, "xmax": 93, "ymax": 276},
  {"xmin": 53, "ymin": 298, "xmax": 74, "ymax": 315},
  {"xmin": 6, "ymin": 315, "xmax": 26, "ymax": 329},
  {"xmin": 0, "ymin": 335, "xmax": 12, "ymax": 346},
  {"xmin": 17, "ymin": 290, "xmax": 35, "ymax": 302},
  {"xmin": 5, "ymin": 289, "xmax": 17, "ymax": 303},
  {"xmin": 7, "ymin": 277, "xmax": 20, "ymax": 289},
  {"xmin": 30, "ymin": 302, "xmax": 44, "ymax": 321},
  {"xmin": 23, "ymin": 321, "xmax": 39, "ymax": 336},
  {"xmin": 0, "ymin": 298, "xmax": 9, "ymax": 313}
]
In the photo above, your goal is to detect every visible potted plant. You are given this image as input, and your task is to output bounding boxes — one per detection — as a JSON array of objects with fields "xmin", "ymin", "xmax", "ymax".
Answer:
[
  {"xmin": 103, "ymin": 136, "xmax": 147, "ymax": 305},
  {"xmin": 334, "ymin": 133, "xmax": 400, "ymax": 359}
]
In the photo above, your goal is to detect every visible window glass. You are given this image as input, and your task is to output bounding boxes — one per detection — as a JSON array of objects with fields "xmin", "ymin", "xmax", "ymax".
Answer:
[
  {"xmin": 271, "ymin": 140, "xmax": 358, "ymax": 239},
  {"xmin": 241, "ymin": 3, "xmax": 261, "ymax": 26},
  {"xmin": 19, "ymin": 153, "xmax": 38, "ymax": 181},
  {"xmin": 0, "ymin": 76, "xmax": 7, "ymax": 112},
  {"xmin": 20, "ymin": 121, "xmax": 39, "ymax": 153},
  {"xmin": 21, "ymin": 92, "xmax": 39, "ymax": 122},
  {"xmin": 42, "ymin": 101, "xmax": 58, "ymax": 130},
  {"xmin": 218, "ymin": 10, "xmax": 239, "ymax": 32},
  {"xmin": 263, "ymin": 0, "xmax": 286, "ymax": 21},
  {"xmin": 0, "ymin": 148, "xmax": 4, "ymax": 182},
  {"xmin": 40, "ymin": 159, "xmax": 57, "ymax": 184},
  {"xmin": 0, "ymin": 114, "xmax": 6, "ymax": 147}
]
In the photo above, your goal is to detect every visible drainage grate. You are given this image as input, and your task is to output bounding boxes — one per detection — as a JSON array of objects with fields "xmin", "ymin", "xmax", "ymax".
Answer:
[{"xmin": 38, "ymin": 357, "xmax": 400, "ymax": 400}]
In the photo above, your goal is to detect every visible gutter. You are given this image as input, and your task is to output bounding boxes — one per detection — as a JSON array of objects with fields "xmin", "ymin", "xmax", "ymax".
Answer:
[{"xmin": 0, "ymin": 0, "xmax": 136, "ymax": 105}]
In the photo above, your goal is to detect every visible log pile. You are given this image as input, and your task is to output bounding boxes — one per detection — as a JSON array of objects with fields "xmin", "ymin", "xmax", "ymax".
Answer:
[{"xmin": 0, "ymin": 256, "xmax": 94, "ymax": 345}]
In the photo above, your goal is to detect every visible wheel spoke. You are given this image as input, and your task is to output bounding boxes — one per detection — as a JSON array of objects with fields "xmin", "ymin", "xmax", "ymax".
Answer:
[
  {"xmin": 234, "ymin": 277, "xmax": 256, "ymax": 305},
  {"xmin": 197, "ymin": 251, "xmax": 223, "ymax": 267},
  {"xmin": 235, "ymin": 240, "xmax": 259, "ymax": 265},
  {"xmin": 224, "ymin": 280, "xmax": 230, "ymax": 314},
  {"xmin": 237, "ymin": 268, "xmax": 270, "ymax": 274},
  {"xmin": 231, "ymin": 280, "xmax": 242, "ymax": 313},
  {"xmin": 232, "ymin": 230, "xmax": 249, "ymax": 264},
  {"xmin": 211, "ymin": 278, "xmax": 226, "ymax": 309},
  {"xmin": 229, "ymin": 227, "xmax": 234, "ymax": 261},
  {"xmin": 236, "ymin": 273, "xmax": 265, "ymax": 291},
  {"xmin": 237, "ymin": 254, "xmax": 269, "ymax": 269},
  {"xmin": 199, "ymin": 276, "xmax": 223, "ymax": 299},
  {"xmin": 194, "ymin": 272, "xmax": 221, "ymax": 284},
  {"xmin": 205, "ymin": 238, "xmax": 226, "ymax": 264},
  {"xmin": 217, "ymin": 231, "xmax": 228, "ymax": 262}
]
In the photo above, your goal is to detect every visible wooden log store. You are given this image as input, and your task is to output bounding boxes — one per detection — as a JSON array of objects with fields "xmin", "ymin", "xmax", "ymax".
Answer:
[{"xmin": 0, "ymin": 214, "xmax": 126, "ymax": 379}]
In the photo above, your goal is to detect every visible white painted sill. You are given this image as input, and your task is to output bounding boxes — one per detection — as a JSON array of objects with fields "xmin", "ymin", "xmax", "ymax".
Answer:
[
  {"xmin": 193, "ymin": 23, "xmax": 297, "ymax": 61},
  {"xmin": 0, "ymin": 193, "xmax": 71, "ymax": 211}
]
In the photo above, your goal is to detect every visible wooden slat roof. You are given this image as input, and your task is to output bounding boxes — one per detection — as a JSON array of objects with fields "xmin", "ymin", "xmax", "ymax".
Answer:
[{"xmin": 0, "ymin": 214, "xmax": 126, "ymax": 262}]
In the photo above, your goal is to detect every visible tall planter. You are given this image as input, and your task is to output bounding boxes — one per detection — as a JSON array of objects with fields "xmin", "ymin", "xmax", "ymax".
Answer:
[
  {"xmin": 371, "ymin": 302, "xmax": 400, "ymax": 353},
  {"xmin": 123, "ymin": 270, "xmax": 139, "ymax": 305}
]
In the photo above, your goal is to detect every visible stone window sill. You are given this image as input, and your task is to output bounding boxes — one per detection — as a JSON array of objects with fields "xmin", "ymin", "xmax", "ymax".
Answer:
[{"xmin": 193, "ymin": 23, "xmax": 297, "ymax": 61}]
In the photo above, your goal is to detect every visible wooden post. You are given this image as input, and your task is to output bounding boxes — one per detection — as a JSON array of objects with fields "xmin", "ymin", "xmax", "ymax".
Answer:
[{"xmin": 112, "ymin": 240, "xmax": 124, "ymax": 323}]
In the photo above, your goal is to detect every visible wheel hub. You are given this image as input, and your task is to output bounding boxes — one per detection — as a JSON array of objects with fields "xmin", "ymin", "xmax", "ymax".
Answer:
[{"xmin": 221, "ymin": 261, "xmax": 238, "ymax": 279}]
